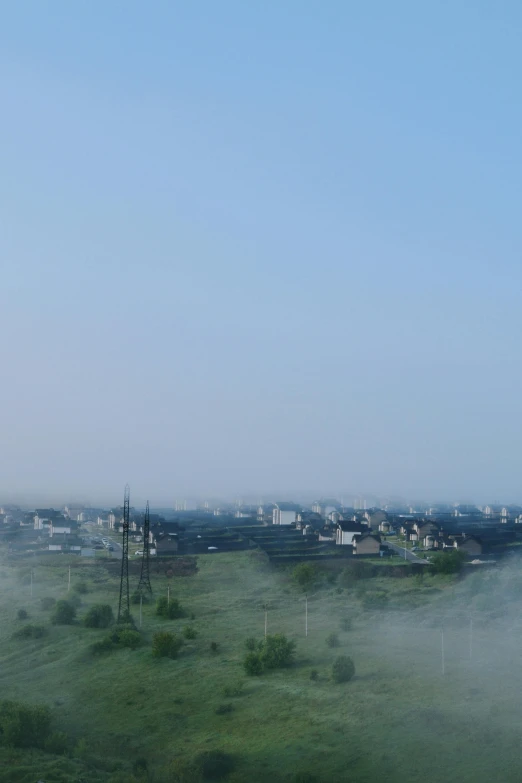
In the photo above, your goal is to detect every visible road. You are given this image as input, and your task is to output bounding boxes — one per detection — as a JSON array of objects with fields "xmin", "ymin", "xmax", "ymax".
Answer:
[{"xmin": 385, "ymin": 541, "xmax": 430, "ymax": 564}]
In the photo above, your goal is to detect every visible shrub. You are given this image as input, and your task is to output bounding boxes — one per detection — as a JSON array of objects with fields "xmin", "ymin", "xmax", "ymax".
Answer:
[
  {"xmin": 223, "ymin": 681, "xmax": 244, "ymax": 697},
  {"xmin": 83, "ymin": 604, "xmax": 114, "ymax": 629},
  {"xmin": 183, "ymin": 625, "xmax": 197, "ymax": 640},
  {"xmin": 40, "ymin": 597, "xmax": 56, "ymax": 611},
  {"xmin": 17, "ymin": 608, "xmax": 28, "ymax": 620},
  {"xmin": 292, "ymin": 562, "xmax": 317, "ymax": 590},
  {"xmin": 73, "ymin": 581, "xmax": 89, "ymax": 594},
  {"xmin": 243, "ymin": 651, "xmax": 264, "ymax": 676},
  {"xmin": 152, "ymin": 631, "xmax": 183, "ymax": 658},
  {"xmin": 210, "ymin": 641, "xmax": 219, "ymax": 653},
  {"xmin": 339, "ymin": 561, "xmax": 374, "ymax": 586},
  {"xmin": 430, "ymin": 550, "xmax": 466, "ymax": 574},
  {"xmin": 51, "ymin": 600, "xmax": 76, "ymax": 625},
  {"xmin": 340, "ymin": 617, "xmax": 353, "ymax": 631},
  {"xmin": 326, "ymin": 633, "xmax": 339, "ymax": 648},
  {"xmin": 215, "ymin": 703, "xmax": 234, "ymax": 715},
  {"xmin": 245, "ymin": 636, "xmax": 260, "ymax": 651},
  {"xmin": 332, "ymin": 655, "xmax": 355, "ymax": 683},
  {"xmin": 44, "ymin": 730, "xmax": 69, "ymax": 754},
  {"xmin": 195, "ymin": 749, "xmax": 235, "ymax": 780},
  {"xmin": 310, "ymin": 669, "xmax": 319, "ymax": 681},
  {"xmin": 91, "ymin": 637, "xmax": 115, "ymax": 656},
  {"xmin": 0, "ymin": 700, "xmax": 51, "ymax": 748},
  {"xmin": 115, "ymin": 629, "xmax": 142, "ymax": 649},
  {"xmin": 156, "ymin": 595, "xmax": 184, "ymax": 619},
  {"xmin": 259, "ymin": 634, "xmax": 296, "ymax": 669},
  {"xmin": 12, "ymin": 624, "xmax": 47, "ymax": 640}
]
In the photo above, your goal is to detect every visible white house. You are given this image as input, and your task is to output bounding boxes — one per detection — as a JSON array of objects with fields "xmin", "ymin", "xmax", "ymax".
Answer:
[
  {"xmin": 272, "ymin": 503, "xmax": 300, "ymax": 525},
  {"xmin": 336, "ymin": 521, "xmax": 369, "ymax": 546}
]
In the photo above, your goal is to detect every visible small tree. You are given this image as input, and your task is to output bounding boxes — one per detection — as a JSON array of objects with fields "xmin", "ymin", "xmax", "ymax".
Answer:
[
  {"xmin": 244, "ymin": 636, "xmax": 260, "ymax": 651},
  {"xmin": 259, "ymin": 634, "xmax": 296, "ymax": 669},
  {"xmin": 430, "ymin": 550, "xmax": 466, "ymax": 574},
  {"xmin": 292, "ymin": 563, "xmax": 316, "ymax": 591},
  {"xmin": 152, "ymin": 631, "xmax": 183, "ymax": 658},
  {"xmin": 332, "ymin": 655, "xmax": 355, "ymax": 683},
  {"xmin": 183, "ymin": 625, "xmax": 197, "ymax": 639},
  {"xmin": 51, "ymin": 600, "xmax": 76, "ymax": 625},
  {"xmin": 243, "ymin": 651, "xmax": 264, "ymax": 676},
  {"xmin": 73, "ymin": 581, "xmax": 89, "ymax": 594},
  {"xmin": 17, "ymin": 609, "xmax": 28, "ymax": 620},
  {"xmin": 156, "ymin": 595, "xmax": 184, "ymax": 619},
  {"xmin": 210, "ymin": 641, "xmax": 219, "ymax": 653},
  {"xmin": 0, "ymin": 700, "xmax": 52, "ymax": 748},
  {"xmin": 12, "ymin": 624, "xmax": 46, "ymax": 640},
  {"xmin": 83, "ymin": 604, "xmax": 114, "ymax": 629}
]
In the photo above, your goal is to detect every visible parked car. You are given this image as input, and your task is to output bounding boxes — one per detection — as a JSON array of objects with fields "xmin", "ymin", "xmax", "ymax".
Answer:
[{"xmin": 134, "ymin": 550, "xmax": 143, "ymax": 556}]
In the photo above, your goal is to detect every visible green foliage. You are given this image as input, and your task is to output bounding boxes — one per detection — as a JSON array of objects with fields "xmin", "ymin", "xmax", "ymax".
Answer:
[
  {"xmin": 291, "ymin": 774, "xmax": 319, "ymax": 783},
  {"xmin": 339, "ymin": 561, "xmax": 374, "ymax": 586},
  {"xmin": 16, "ymin": 609, "xmax": 28, "ymax": 620},
  {"xmin": 67, "ymin": 592, "xmax": 83, "ymax": 608},
  {"xmin": 210, "ymin": 641, "xmax": 219, "ymax": 653},
  {"xmin": 195, "ymin": 749, "xmax": 235, "ymax": 780},
  {"xmin": 245, "ymin": 636, "xmax": 260, "ymax": 651},
  {"xmin": 340, "ymin": 617, "xmax": 353, "ymax": 631},
  {"xmin": 215, "ymin": 703, "xmax": 234, "ymax": 715},
  {"xmin": 260, "ymin": 634, "xmax": 296, "ymax": 669},
  {"xmin": 222, "ymin": 681, "xmax": 244, "ymax": 697},
  {"xmin": 292, "ymin": 562, "xmax": 316, "ymax": 590},
  {"xmin": 44, "ymin": 730, "xmax": 69, "ymax": 754},
  {"xmin": 114, "ymin": 629, "xmax": 142, "ymax": 649},
  {"xmin": 132, "ymin": 757, "xmax": 148, "ymax": 775},
  {"xmin": 362, "ymin": 590, "xmax": 388, "ymax": 609},
  {"xmin": 12, "ymin": 624, "xmax": 47, "ymax": 640},
  {"xmin": 51, "ymin": 600, "xmax": 76, "ymax": 625},
  {"xmin": 183, "ymin": 625, "xmax": 197, "ymax": 639},
  {"xmin": 40, "ymin": 597, "xmax": 56, "ymax": 611},
  {"xmin": 156, "ymin": 595, "xmax": 185, "ymax": 619},
  {"xmin": 152, "ymin": 631, "xmax": 183, "ymax": 658},
  {"xmin": 310, "ymin": 669, "xmax": 319, "ymax": 681},
  {"xmin": 0, "ymin": 700, "xmax": 52, "ymax": 748},
  {"xmin": 83, "ymin": 604, "xmax": 114, "ymax": 629},
  {"xmin": 332, "ymin": 655, "xmax": 355, "ymax": 683},
  {"xmin": 244, "ymin": 634, "xmax": 296, "ymax": 675},
  {"xmin": 326, "ymin": 632, "xmax": 339, "ymax": 648},
  {"xmin": 162, "ymin": 757, "xmax": 202, "ymax": 783},
  {"xmin": 243, "ymin": 651, "xmax": 264, "ymax": 676},
  {"xmin": 90, "ymin": 636, "xmax": 115, "ymax": 656},
  {"xmin": 73, "ymin": 580, "xmax": 89, "ymax": 594},
  {"xmin": 430, "ymin": 550, "xmax": 466, "ymax": 574}
]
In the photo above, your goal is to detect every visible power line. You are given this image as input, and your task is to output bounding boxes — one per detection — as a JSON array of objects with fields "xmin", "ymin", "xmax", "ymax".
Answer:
[
  {"xmin": 117, "ymin": 484, "xmax": 131, "ymax": 624},
  {"xmin": 137, "ymin": 500, "xmax": 152, "ymax": 596}
]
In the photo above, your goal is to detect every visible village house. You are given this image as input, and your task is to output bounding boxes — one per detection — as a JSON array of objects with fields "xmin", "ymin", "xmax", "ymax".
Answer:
[
  {"xmin": 353, "ymin": 532, "xmax": 381, "ymax": 555},
  {"xmin": 363, "ymin": 510, "xmax": 388, "ymax": 530},
  {"xmin": 272, "ymin": 503, "xmax": 301, "ymax": 526},
  {"xmin": 50, "ymin": 520, "xmax": 78, "ymax": 537},
  {"xmin": 336, "ymin": 520, "xmax": 369, "ymax": 546},
  {"xmin": 34, "ymin": 509, "xmax": 62, "ymax": 530}
]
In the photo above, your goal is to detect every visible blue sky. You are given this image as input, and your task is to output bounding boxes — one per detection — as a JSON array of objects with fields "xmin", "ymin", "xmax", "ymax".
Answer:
[{"xmin": 1, "ymin": 1, "xmax": 522, "ymax": 505}]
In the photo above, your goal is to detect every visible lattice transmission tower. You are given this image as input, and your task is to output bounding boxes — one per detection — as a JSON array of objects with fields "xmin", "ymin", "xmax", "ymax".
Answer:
[
  {"xmin": 137, "ymin": 500, "xmax": 152, "ymax": 596},
  {"xmin": 117, "ymin": 484, "xmax": 131, "ymax": 623}
]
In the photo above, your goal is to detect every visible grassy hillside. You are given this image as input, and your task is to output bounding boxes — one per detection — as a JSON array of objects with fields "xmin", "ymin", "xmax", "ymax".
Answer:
[{"xmin": 2, "ymin": 548, "xmax": 522, "ymax": 782}]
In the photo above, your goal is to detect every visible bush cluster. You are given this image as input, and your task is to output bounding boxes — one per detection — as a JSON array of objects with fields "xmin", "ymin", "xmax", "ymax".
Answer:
[
  {"xmin": 332, "ymin": 655, "xmax": 355, "ymax": 683},
  {"xmin": 0, "ymin": 700, "xmax": 52, "ymax": 748},
  {"xmin": 183, "ymin": 625, "xmax": 197, "ymax": 639},
  {"xmin": 50, "ymin": 600, "xmax": 76, "ymax": 625},
  {"xmin": 292, "ymin": 563, "xmax": 316, "ymax": 590},
  {"xmin": 430, "ymin": 550, "xmax": 466, "ymax": 574},
  {"xmin": 152, "ymin": 631, "xmax": 183, "ymax": 658},
  {"xmin": 156, "ymin": 595, "xmax": 185, "ymax": 619},
  {"xmin": 83, "ymin": 604, "xmax": 114, "ymax": 628},
  {"xmin": 243, "ymin": 634, "xmax": 296, "ymax": 676},
  {"xmin": 90, "ymin": 624, "xmax": 141, "ymax": 655}
]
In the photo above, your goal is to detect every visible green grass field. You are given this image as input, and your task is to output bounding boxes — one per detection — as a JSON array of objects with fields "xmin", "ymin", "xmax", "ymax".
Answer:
[{"xmin": 2, "ymin": 548, "xmax": 522, "ymax": 782}]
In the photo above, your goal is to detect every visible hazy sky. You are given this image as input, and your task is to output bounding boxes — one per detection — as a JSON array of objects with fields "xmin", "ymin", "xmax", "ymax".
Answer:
[{"xmin": 2, "ymin": 1, "xmax": 522, "ymax": 506}]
